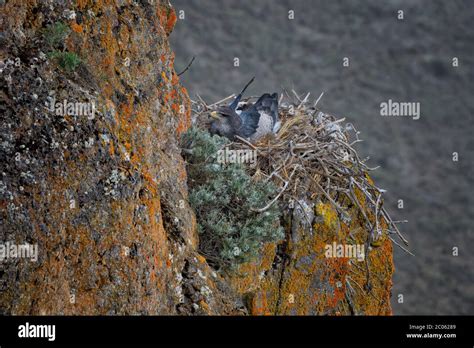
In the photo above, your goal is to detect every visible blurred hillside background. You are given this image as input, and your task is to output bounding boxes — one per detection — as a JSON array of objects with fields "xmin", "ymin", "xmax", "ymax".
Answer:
[{"xmin": 170, "ymin": 0, "xmax": 474, "ymax": 314}]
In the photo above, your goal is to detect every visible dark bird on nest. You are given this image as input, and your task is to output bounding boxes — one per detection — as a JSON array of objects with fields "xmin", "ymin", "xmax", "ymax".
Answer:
[{"xmin": 209, "ymin": 77, "xmax": 280, "ymax": 142}]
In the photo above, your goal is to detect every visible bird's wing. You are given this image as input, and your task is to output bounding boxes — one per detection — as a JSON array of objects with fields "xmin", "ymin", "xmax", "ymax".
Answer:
[
  {"xmin": 237, "ymin": 93, "xmax": 279, "ymax": 138},
  {"xmin": 250, "ymin": 93, "xmax": 279, "ymax": 127},
  {"xmin": 237, "ymin": 108, "xmax": 261, "ymax": 138}
]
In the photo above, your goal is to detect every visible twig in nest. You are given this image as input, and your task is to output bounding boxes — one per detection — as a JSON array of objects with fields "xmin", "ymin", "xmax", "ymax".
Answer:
[
  {"xmin": 210, "ymin": 94, "xmax": 236, "ymax": 107},
  {"xmin": 347, "ymin": 178, "xmax": 374, "ymax": 232},
  {"xmin": 235, "ymin": 135, "xmax": 257, "ymax": 150},
  {"xmin": 382, "ymin": 207, "xmax": 409, "ymax": 246},
  {"xmin": 251, "ymin": 165, "xmax": 299, "ymax": 213},
  {"xmin": 391, "ymin": 220, "xmax": 408, "ymax": 224},
  {"xmin": 309, "ymin": 175, "xmax": 344, "ymax": 214},
  {"xmin": 298, "ymin": 92, "xmax": 311, "ymax": 109},
  {"xmin": 292, "ymin": 89, "xmax": 303, "ymax": 102},
  {"xmin": 177, "ymin": 56, "xmax": 195, "ymax": 76},
  {"xmin": 389, "ymin": 236, "xmax": 415, "ymax": 256},
  {"xmin": 196, "ymin": 94, "xmax": 210, "ymax": 110},
  {"xmin": 374, "ymin": 193, "xmax": 382, "ymax": 238},
  {"xmin": 314, "ymin": 92, "xmax": 324, "ymax": 107}
]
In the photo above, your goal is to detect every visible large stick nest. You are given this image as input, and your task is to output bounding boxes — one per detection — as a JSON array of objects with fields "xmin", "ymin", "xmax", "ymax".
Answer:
[{"xmin": 191, "ymin": 91, "xmax": 410, "ymax": 254}]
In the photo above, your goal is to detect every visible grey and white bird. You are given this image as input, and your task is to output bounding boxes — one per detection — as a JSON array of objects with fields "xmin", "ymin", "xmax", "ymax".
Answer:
[{"xmin": 209, "ymin": 77, "xmax": 280, "ymax": 142}]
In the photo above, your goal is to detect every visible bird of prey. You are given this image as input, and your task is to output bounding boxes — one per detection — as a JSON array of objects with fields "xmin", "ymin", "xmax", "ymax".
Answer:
[{"xmin": 209, "ymin": 77, "xmax": 280, "ymax": 142}]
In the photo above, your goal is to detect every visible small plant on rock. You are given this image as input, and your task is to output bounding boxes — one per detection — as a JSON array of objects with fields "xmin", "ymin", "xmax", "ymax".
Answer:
[
  {"xmin": 43, "ymin": 21, "xmax": 70, "ymax": 48},
  {"xmin": 47, "ymin": 51, "xmax": 81, "ymax": 72},
  {"xmin": 43, "ymin": 21, "xmax": 81, "ymax": 72}
]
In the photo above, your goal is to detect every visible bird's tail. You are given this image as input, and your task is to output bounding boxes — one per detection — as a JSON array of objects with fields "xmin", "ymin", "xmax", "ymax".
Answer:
[
  {"xmin": 239, "ymin": 76, "xmax": 255, "ymax": 96},
  {"xmin": 230, "ymin": 76, "xmax": 255, "ymax": 110}
]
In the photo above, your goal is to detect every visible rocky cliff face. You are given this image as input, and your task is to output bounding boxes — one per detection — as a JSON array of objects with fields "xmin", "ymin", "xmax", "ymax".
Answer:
[{"xmin": 0, "ymin": 0, "xmax": 393, "ymax": 315}]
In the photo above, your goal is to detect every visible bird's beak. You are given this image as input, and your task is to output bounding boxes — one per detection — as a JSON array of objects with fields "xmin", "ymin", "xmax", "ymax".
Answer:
[{"xmin": 209, "ymin": 111, "xmax": 220, "ymax": 120}]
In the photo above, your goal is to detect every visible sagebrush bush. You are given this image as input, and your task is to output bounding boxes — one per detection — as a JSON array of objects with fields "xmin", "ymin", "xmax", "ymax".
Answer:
[{"xmin": 181, "ymin": 127, "xmax": 284, "ymax": 269}]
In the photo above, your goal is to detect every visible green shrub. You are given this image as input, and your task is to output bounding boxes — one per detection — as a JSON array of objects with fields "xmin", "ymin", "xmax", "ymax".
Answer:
[
  {"xmin": 182, "ymin": 127, "xmax": 284, "ymax": 269},
  {"xmin": 43, "ymin": 21, "xmax": 81, "ymax": 72},
  {"xmin": 48, "ymin": 51, "xmax": 81, "ymax": 72},
  {"xmin": 43, "ymin": 21, "xmax": 70, "ymax": 48}
]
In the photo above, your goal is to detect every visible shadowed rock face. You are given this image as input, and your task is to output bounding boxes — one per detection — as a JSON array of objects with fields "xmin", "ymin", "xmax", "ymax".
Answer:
[{"xmin": 0, "ymin": 0, "xmax": 393, "ymax": 315}]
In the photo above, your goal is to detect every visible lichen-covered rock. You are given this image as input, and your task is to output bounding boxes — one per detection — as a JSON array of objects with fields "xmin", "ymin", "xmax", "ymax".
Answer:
[
  {"xmin": 0, "ymin": 0, "xmax": 239, "ymax": 315},
  {"xmin": 0, "ymin": 0, "xmax": 394, "ymax": 315},
  {"xmin": 226, "ymin": 198, "xmax": 394, "ymax": 315}
]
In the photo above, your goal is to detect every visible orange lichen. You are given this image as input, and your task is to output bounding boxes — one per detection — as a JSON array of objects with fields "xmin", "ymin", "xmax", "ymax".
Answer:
[
  {"xmin": 250, "ymin": 291, "xmax": 272, "ymax": 315},
  {"xmin": 228, "ymin": 242, "xmax": 277, "ymax": 295},
  {"xmin": 108, "ymin": 142, "xmax": 115, "ymax": 156},
  {"xmin": 119, "ymin": 100, "xmax": 133, "ymax": 120},
  {"xmin": 171, "ymin": 103, "xmax": 180, "ymax": 113},
  {"xmin": 315, "ymin": 201, "xmax": 339, "ymax": 230},
  {"xmin": 141, "ymin": 170, "xmax": 158, "ymax": 196},
  {"xmin": 70, "ymin": 21, "xmax": 83, "ymax": 33},
  {"xmin": 166, "ymin": 10, "xmax": 177, "ymax": 33},
  {"xmin": 161, "ymin": 71, "xmax": 169, "ymax": 84},
  {"xmin": 158, "ymin": 7, "xmax": 177, "ymax": 35},
  {"xmin": 171, "ymin": 72, "xmax": 179, "ymax": 86},
  {"xmin": 196, "ymin": 254, "xmax": 207, "ymax": 264},
  {"xmin": 76, "ymin": 0, "xmax": 89, "ymax": 10},
  {"xmin": 325, "ymin": 257, "xmax": 349, "ymax": 308},
  {"xmin": 199, "ymin": 300, "xmax": 211, "ymax": 314}
]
